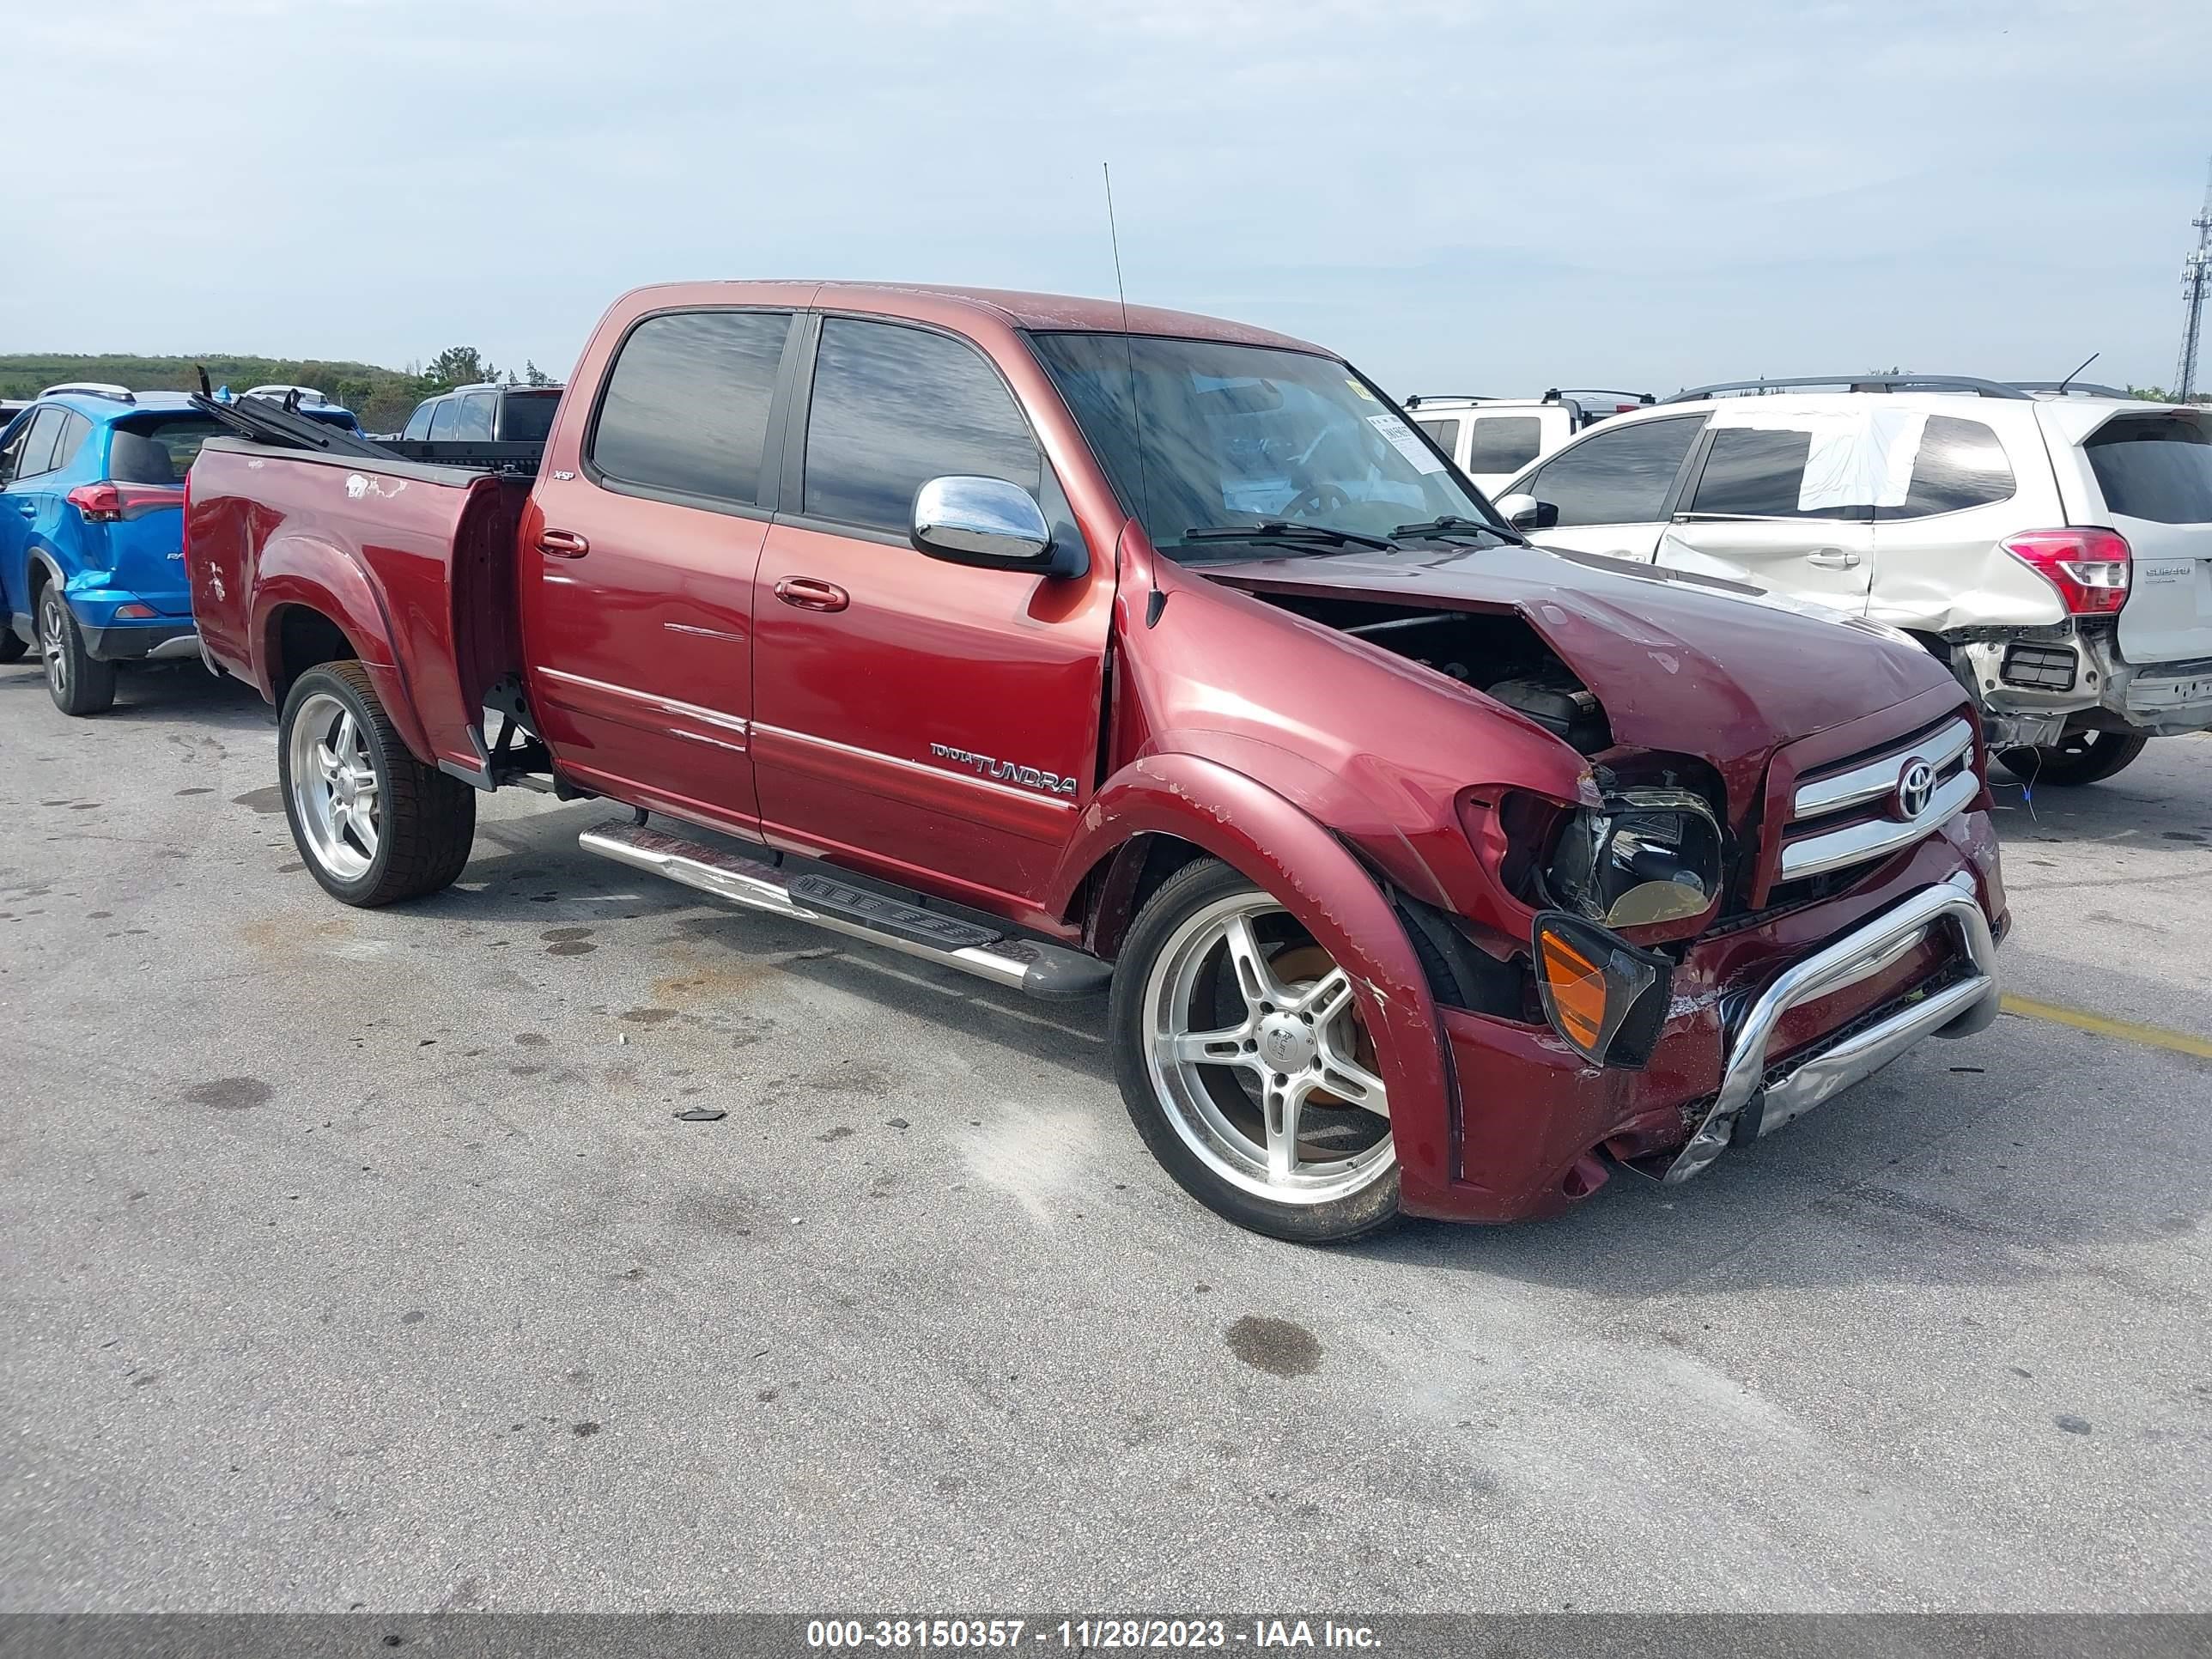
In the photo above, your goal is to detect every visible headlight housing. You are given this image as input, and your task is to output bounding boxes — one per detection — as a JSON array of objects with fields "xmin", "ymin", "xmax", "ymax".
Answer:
[{"xmin": 1543, "ymin": 787, "xmax": 1723, "ymax": 928}]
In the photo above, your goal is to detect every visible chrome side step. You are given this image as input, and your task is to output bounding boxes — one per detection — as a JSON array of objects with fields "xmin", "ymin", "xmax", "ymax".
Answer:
[{"xmin": 578, "ymin": 818, "xmax": 1112, "ymax": 1000}]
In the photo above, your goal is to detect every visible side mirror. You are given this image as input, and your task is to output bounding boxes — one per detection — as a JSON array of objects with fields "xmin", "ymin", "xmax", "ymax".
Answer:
[
  {"xmin": 913, "ymin": 476, "xmax": 1078, "ymax": 575},
  {"xmin": 1495, "ymin": 492, "xmax": 1559, "ymax": 531}
]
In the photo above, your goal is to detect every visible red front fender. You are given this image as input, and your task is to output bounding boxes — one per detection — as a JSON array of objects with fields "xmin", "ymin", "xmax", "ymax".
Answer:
[{"xmin": 1048, "ymin": 754, "xmax": 1457, "ymax": 1212}]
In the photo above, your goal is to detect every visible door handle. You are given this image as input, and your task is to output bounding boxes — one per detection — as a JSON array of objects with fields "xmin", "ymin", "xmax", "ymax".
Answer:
[
  {"xmin": 1804, "ymin": 549, "xmax": 1862, "ymax": 570},
  {"xmin": 537, "ymin": 529, "xmax": 590, "ymax": 559},
  {"xmin": 775, "ymin": 576, "xmax": 850, "ymax": 613},
  {"xmin": 14, "ymin": 502, "xmax": 33, "ymax": 517}
]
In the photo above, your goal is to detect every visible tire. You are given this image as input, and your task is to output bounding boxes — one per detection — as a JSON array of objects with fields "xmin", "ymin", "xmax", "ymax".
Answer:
[
  {"xmin": 1109, "ymin": 857, "xmax": 1401, "ymax": 1243},
  {"xmin": 277, "ymin": 661, "xmax": 477, "ymax": 906},
  {"xmin": 1996, "ymin": 731, "xmax": 2148, "ymax": 788},
  {"xmin": 38, "ymin": 586, "xmax": 117, "ymax": 716}
]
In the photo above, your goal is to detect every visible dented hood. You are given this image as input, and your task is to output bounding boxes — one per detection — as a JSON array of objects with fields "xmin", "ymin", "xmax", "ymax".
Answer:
[{"xmin": 1196, "ymin": 542, "xmax": 1957, "ymax": 770}]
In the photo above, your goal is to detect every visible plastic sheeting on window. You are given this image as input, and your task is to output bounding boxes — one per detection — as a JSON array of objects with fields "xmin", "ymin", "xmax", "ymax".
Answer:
[{"xmin": 1705, "ymin": 403, "xmax": 1928, "ymax": 511}]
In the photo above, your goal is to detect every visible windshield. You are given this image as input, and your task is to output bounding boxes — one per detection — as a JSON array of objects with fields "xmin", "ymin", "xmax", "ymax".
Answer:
[{"xmin": 1028, "ymin": 331, "xmax": 1499, "ymax": 557}]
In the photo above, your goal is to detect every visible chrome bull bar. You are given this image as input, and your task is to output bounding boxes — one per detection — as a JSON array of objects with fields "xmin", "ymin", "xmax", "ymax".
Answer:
[{"xmin": 1660, "ymin": 871, "xmax": 1999, "ymax": 1184}]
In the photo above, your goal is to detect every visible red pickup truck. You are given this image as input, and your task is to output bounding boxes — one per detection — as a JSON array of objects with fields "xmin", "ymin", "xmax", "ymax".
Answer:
[{"xmin": 185, "ymin": 281, "xmax": 2007, "ymax": 1243}]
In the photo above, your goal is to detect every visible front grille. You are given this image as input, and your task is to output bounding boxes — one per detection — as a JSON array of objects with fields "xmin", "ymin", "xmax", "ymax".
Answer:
[
  {"xmin": 2000, "ymin": 641, "xmax": 2078, "ymax": 691},
  {"xmin": 1774, "ymin": 714, "xmax": 1977, "ymax": 886}
]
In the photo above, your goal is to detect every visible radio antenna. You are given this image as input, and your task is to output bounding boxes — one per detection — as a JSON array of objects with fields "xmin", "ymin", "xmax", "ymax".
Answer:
[
  {"xmin": 2054, "ymin": 350, "xmax": 2099, "ymax": 396},
  {"xmin": 1103, "ymin": 161, "xmax": 1165, "ymax": 626}
]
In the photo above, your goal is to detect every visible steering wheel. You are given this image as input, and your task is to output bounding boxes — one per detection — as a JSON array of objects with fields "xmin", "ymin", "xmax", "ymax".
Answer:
[{"xmin": 1279, "ymin": 482, "xmax": 1349, "ymax": 519}]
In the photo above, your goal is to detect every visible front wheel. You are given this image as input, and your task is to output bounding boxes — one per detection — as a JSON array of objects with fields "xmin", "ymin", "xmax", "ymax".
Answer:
[
  {"xmin": 1110, "ymin": 858, "xmax": 1401, "ymax": 1243},
  {"xmin": 39, "ymin": 587, "xmax": 117, "ymax": 715},
  {"xmin": 1996, "ymin": 730, "xmax": 2148, "ymax": 787},
  {"xmin": 278, "ymin": 662, "xmax": 477, "ymax": 906}
]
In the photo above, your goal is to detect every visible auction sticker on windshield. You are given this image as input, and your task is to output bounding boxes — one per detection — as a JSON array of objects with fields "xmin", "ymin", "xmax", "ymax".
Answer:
[{"xmin": 1369, "ymin": 413, "xmax": 1447, "ymax": 473}]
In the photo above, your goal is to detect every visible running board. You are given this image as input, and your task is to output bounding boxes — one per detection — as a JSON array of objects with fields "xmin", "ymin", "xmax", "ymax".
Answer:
[{"xmin": 578, "ymin": 819, "xmax": 1111, "ymax": 1000}]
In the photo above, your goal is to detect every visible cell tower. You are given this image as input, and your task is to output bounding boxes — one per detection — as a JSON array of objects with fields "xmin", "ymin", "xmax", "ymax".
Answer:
[{"xmin": 2179, "ymin": 156, "xmax": 2212, "ymax": 400}]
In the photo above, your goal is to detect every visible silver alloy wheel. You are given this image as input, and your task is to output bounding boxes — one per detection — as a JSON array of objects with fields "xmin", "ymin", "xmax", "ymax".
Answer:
[
  {"xmin": 287, "ymin": 691, "xmax": 382, "ymax": 880},
  {"xmin": 39, "ymin": 591, "xmax": 67, "ymax": 698},
  {"xmin": 1141, "ymin": 891, "xmax": 1394, "ymax": 1206}
]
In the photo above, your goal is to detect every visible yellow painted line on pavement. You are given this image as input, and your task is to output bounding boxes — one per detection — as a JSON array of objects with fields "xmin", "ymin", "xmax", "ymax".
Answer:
[{"xmin": 2000, "ymin": 994, "xmax": 2212, "ymax": 1060}]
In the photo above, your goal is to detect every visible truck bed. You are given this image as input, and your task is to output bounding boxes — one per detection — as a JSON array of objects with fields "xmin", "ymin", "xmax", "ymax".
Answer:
[{"xmin": 187, "ymin": 436, "xmax": 534, "ymax": 784}]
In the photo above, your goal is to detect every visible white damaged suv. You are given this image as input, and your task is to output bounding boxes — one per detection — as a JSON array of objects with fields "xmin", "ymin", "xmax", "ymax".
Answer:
[{"xmin": 1492, "ymin": 375, "xmax": 2212, "ymax": 787}]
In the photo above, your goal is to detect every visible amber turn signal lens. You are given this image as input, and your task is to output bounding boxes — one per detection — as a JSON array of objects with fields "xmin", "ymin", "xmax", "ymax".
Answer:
[{"xmin": 1537, "ymin": 927, "xmax": 1608, "ymax": 1051}]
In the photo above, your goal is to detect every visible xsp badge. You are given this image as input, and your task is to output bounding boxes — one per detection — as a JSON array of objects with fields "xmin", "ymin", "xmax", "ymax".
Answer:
[{"xmin": 929, "ymin": 742, "xmax": 1078, "ymax": 797}]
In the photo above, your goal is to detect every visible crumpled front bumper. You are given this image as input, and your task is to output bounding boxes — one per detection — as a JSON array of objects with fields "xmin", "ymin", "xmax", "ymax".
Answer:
[
  {"xmin": 1410, "ymin": 817, "xmax": 2006, "ymax": 1226},
  {"xmin": 1646, "ymin": 870, "xmax": 1999, "ymax": 1183}
]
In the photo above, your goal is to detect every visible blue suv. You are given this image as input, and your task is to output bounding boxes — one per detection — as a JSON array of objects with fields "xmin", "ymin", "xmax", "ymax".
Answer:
[{"xmin": 0, "ymin": 386, "xmax": 218, "ymax": 714}]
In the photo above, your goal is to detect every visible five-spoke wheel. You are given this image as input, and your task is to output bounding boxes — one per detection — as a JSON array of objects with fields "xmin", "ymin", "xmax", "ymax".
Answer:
[
  {"xmin": 288, "ymin": 691, "xmax": 384, "ymax": 879},
  {"xmin": 1113, "ymin": 859, "xmax": 1400, "ymax": 1241}
]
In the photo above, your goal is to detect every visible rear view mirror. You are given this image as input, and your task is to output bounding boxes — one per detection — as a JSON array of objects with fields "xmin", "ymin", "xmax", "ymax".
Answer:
[
  {"xmin": 913, "ymin": 475, "xmax": 1079, "ymax": 575},
  {"xmin": 1495, "ymin": 492, "xmax": 1559, "ymax": 531}
]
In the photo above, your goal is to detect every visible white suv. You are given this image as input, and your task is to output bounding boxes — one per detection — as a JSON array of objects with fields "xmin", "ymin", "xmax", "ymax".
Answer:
[
  {"xmin": 1492, "ymin": 374, "xmax": 2212, "ymax": 786},
  {"xmin": 1403, "ymin": 390, "xmax": 1654, "ymax": 495}
]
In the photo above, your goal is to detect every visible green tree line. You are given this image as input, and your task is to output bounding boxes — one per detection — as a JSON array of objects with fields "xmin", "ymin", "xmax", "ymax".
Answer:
[{"xmin": 0, "ymin": 348, "xmax": 554, "ymax": 433}]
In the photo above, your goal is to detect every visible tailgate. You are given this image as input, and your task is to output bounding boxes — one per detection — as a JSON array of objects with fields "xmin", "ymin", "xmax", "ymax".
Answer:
[{"xmin": 2051, "ymin": 405, "xmax": 2212, "ymax": 665}]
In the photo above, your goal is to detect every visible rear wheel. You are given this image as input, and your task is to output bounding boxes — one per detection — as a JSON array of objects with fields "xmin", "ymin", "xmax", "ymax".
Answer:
[
  {"xmin": 1111, "ymin": 858, "xmax": 1400, "ymax": 1243},
  {"xmin": 278, "ymin": 662, "xmax": 477, "ymax": 906},
  {"xmin": 40, "ymin": 587, "xmax": 116, "ymax": 716},
  {"xmin": 1996, "ymin": 730, "xmax": 2148, "ymax": 787}
]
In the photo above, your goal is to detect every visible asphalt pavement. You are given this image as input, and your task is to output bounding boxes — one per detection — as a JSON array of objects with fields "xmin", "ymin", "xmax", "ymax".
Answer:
[{"xmin": 2, "ymin": 658, "xmax": 2206, "ymax": 1613}]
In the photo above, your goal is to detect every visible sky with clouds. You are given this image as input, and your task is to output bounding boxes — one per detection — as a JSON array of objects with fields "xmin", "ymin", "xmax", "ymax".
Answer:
[{"xmin": 8, "ymin": 0, "xmax": 2210, "ymax": 396}]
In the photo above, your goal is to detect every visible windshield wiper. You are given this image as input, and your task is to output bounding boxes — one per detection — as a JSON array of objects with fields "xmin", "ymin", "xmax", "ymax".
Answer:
[
  {"xmin": 1389, "ymin": 514, "xmax": 1510, "ymax": 544},
  {"xmin": 1179, "ymin": 521, "xmax": 1396, "ymax": 552}
]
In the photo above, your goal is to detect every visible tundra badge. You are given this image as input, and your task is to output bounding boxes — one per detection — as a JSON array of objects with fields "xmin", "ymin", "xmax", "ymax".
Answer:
[{"xmin": 929, "ymin": 742, "xmax": 1079, "ymax": 797}]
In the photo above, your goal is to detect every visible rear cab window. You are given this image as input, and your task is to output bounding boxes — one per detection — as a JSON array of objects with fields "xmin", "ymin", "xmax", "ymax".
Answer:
[
  {"xmin": 801, "ymin": 318, "xmax": 1041, "ymax": 534},
  {"xmin": 588, "ymin": 309, "xmax": 793, "ymax": 507},
  {"xmin": 2083, "ymin": 413, "xmax": 2212, "ymax": 525}
]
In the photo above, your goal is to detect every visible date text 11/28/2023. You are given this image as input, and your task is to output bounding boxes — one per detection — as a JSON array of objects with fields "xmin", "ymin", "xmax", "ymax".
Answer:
[{"xmin": 805, "ymin": 1620, "xmax": 1382, "ymax": 1650}]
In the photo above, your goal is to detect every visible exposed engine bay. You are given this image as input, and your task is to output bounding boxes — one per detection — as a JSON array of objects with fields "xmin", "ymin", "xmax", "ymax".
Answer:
[
  {"xmin": 1240, "ymin": 591, "xmax": 1732, "ymax": 936},
  {"xmin": 1244, "ymin": 594, "xmax": 1615, "ymax": 755}
]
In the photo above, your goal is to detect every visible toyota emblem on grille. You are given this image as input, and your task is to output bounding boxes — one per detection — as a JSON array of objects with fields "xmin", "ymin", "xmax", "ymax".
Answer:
[{"xmin": 1895, "ymin": 757, "xmax": 1936, "ymax": 820}]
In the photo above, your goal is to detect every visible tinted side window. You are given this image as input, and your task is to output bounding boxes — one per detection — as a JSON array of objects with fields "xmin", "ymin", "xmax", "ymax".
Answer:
[
  {"xmin": 1884, "ymin": 416, "xmax": 2016, "ymax": 519},
  {"xmin": 426, "ymin": 399, "xmax": 459, "ymax": 440},
  {"xmin": 0, "ymin": 416, "xmax": 28, "ymax": 483},
  {"xmin": 1529, "ymin": 416, "xmax": 1703, "ymax": 526},
  {"xmin": 14, "ymin": 410, "xmax": 66, "ymax": 480},
  {"xmin": 1414, "ymin": 418, "xmax": 1460, "ymax": 455},
  {"xmin": 52, "ymin": 412, "xmax": 93, "ymax": 472},
  {"xmin": 454, "ymin": 392, "xmax": 497, "ymax": 441},
  {"xmin": 2084, "ymin": 416, "xmax": 2212, "ymax": 526},
  {"xmin": 591, "ymin": 310, "xmax": 793, "ymax": 507},
  {"xmin": 1467, "ymin": 416, "xmax": 1542, "ymax": 474},
  {"xmin": 1690, "ymin": 428, "xmax": 1858, "ymax": 520},
  {"xmin": 501, "ymin": 391, "xmax": 560, "ymax": 443},
  {"xmin": 403, "ymin": 401, "xmax": 437, "ymax": 441},
  {"xmin": 803, "ymin": 319, "xmax": 1041, "ymax": 533}
]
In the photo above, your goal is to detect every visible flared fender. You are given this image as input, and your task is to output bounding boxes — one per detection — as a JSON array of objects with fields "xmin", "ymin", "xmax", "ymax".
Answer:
[
  {"xmin": 1048, "ymin": 753, "xmax": 1457, "ymax": 1206},
  {"xmin": 250, "ymin": 538, "xmax": 433, "ymax": 764}
]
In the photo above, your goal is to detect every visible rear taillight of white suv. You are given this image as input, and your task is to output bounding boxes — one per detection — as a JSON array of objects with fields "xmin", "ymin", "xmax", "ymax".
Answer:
[{"xmin": 2001, "ymin": 527, "xmax": 2131, "ymax": 616}]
